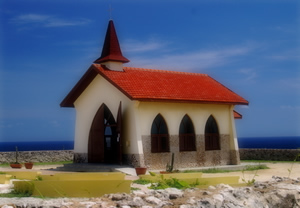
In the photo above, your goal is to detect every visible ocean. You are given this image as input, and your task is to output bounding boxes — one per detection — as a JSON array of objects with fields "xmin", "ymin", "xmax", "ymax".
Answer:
[
  {"xmin": 238, "ymin": 136, "xmax": 300, "ymax": 149},
  {"xmin": 0, "ymin": 141, "xmax": 74, "ymax": 152},
  {"xmin": 0, "ymin": 136, "xmax": 299, "ymax": 152}
]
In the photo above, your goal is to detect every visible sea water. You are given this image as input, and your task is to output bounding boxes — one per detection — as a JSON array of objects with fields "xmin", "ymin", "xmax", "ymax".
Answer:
[
  {"xmin": 0, "ymin": 136, "xmax": 299, "ymax": 152},
  {"xmin": 0, "ymin": 141, "xmax": 74, "ymax": 152},
  {"xmin": 238, "ymin": 136, "xmax": 300, "ymax": 149}
]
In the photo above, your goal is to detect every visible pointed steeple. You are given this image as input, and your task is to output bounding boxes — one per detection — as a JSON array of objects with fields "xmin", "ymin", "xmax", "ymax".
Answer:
[{"xmin": 94, "ymin": 20, "xmax": 129, "ymax": 69}]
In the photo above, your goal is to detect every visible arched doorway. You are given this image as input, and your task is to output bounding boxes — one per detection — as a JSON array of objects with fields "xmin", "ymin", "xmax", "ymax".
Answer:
[{"xmin": 88, "ymin": 103, "xmax": 122, "ymax": 164}]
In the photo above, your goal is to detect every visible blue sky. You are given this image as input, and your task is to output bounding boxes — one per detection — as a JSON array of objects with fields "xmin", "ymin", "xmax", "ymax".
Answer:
[{"xmin": 1, "ymin": 0, "xmax": 299, "ymax": 142}]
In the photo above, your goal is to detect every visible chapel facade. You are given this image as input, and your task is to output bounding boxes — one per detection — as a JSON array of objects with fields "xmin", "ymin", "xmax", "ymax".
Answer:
[{"xmin": 60, "ymin": 20, "xmax": 248, "ymax": 169}]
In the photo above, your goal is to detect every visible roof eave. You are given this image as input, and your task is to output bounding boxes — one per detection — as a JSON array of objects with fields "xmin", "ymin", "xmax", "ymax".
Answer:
[
  {"xmin": 60, "ymin": 66, "xmax": 98, "ymax": 108},
  {"xmin": 233, "ymin": 110, "xmax": 243, "ymax": 119},
  {"xmin": 129, "ymin": 98, "xmax": 249, "ymax": 105},
  {"xmin": 94, "ymin": 56, "xmax": 130, "ymax": 64}
]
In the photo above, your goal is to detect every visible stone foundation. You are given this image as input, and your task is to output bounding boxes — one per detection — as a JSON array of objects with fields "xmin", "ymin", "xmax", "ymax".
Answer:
[
  {"xmin": 123, "ymin": 154, "xmax": 145, "ymax": 167},
  {"xmin": 2, "ymin": 148, "xmax": 298, "ymax": 166},
  {"xmin": 73, "ymin": 153, "xmax": 88, "ymax": 163},
  {"xmin": 141, "ymin": 134, "xmax": 238, "ymax": 170},
  {"xmin": 230, "ymin": 150, "xmax": 241, "ymax": 165},
  {"xmin": 73, "ymin": 152, "xmax": 145, "ymax": 167}
]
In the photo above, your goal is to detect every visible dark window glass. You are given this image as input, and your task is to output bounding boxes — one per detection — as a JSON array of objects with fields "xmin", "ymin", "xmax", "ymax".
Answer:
[
  {"xmin": 179, "ymin": 115, "xmax": 196, "ymax": 151},
  {"xmin": 151, "ymin": 114, "xmax": 170, "ymax": 153},
  {"xmin": 205, "ymin": 115, "xmax": 220, "ymax": 150}
]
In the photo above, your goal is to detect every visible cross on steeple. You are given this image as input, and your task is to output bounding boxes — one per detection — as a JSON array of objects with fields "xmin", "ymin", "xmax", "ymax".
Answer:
[{"xmin": 108, "ymin": 4, "xmax": 113, "ymax": 20}]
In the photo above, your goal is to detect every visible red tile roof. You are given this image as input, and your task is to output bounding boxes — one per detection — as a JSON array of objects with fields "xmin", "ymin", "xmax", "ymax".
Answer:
[
  {"xmin": 60, "ymin": 64, "xmax": 249, "ymax": 107},
  {"xmin": 234, "ymin": 110, "xmax": 243, "ymax": 119}
]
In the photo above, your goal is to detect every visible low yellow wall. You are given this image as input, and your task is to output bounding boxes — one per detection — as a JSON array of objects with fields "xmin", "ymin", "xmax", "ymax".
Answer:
[
  {"xmin": 41, "ymin": 172, "xmax": 125, "ymax": 181},
  {"xmin": 4, "ymin": 171, "xmax": 41, "ymax": 180},
  {"xmin": 139, "ymin": 173, "xmax": 240, "ymax": 187},
  {"xmin": 139, "ymin": 172, "xmax": 203, "ymax": 181},
  {"xmin": 190, "ymin": 176, "xmax": 240, "ymax": 186},
  {"xmin": 14, "ymin": 180, "xmax": 132, "ymax": 198},
  {"xmin": 0, "ymin": 175, "xmax": 12, "ymax": 184}
]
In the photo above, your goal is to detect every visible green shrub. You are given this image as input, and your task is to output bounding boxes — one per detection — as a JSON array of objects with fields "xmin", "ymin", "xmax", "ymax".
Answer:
[
  {"xmin": 149, "ymin": 175, "xmax": 199, "ymax": 190},
  {"xmin": 133, "ymin": 179, "xmax": 152, "ymax": 185},
  {"xmin": 244, "ymin": 164, "xmax": 269, "ymax": 171},
  {"xmin": 13, "ymin": 181, "xmax": 35, "ymax": 196}
]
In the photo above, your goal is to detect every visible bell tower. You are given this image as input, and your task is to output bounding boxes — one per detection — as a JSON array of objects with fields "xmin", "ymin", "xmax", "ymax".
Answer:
[{"xmin": 94, "ymin": 20, "xmax": 129, "ymax": 71}]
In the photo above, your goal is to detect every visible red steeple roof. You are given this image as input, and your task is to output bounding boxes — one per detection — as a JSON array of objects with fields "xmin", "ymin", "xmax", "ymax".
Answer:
[{"xmin": 94, "ymin": 20, "xmax": 129, "ymax": 64}]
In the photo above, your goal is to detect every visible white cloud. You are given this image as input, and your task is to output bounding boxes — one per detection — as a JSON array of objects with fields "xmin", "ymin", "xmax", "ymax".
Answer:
[
  {"xmin": 10, "ymin": 13, "xmax": 91, "ymax": 28},
  {"xmin": 266, "ymin": 49, "xmax": 300, "ymax": 61},
  {"xmin": 127, "ymin": 44, "xmax": 254, "ymax": 71},
  {"xmin": 239, "ymin": 105, "xmax": 250, "ymax": 109},
  {"xmin": 268, "ymin": 54, "xmax": 300, "ymax": 61},
  {"xmin": 239, "ymin": 68, "xmax": 257, "ymax": 81},
  {"xmin": 45, "ymin": 18, "xmax": 90, "ymax": 27},
  {"xmin": 123, "ymin": 38, "xmax": 170, "ymax": 53},
  {"xmin": 0, "ymin": 122, "xmax": 23, "ymax": 129},
  {"xmin": 12, "ymin": 14, "xmax": 50, "ymax": 23},
  {"xmin": 280, "ymin": 105, "xmax": 300, "ymax": 110},
  {"xmin": 280, "ymin": 78, "xmax": 300, "ymax": 90},
  {"xmin": 50, "ymin": 120, "xmax": 60, "ymax": 127},
  {"xmin": 0, "ymin": 124, "xmax": 13, "ymax": 128}
]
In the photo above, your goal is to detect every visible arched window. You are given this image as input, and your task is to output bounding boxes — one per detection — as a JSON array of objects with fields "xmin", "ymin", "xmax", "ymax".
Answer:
[
  {"xmin": 151, "ymin": 114, "xmax": 169, "ymax": 153},
  {"xmin": 179, "ymin": 115, "xmax": 196, "ymax": 151},
  {"xmin": 205, "ymin": 115, "xmax": 220, "ymax": 151}
]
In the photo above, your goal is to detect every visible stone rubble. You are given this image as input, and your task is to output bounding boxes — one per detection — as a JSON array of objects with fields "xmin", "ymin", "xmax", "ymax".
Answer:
[{"xmin": 0, "ymin": 176, "xmax": 299, "ymax": 208}]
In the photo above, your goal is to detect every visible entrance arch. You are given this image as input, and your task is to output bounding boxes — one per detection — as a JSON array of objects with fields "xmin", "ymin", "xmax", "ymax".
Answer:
[{"xmin": 88, "ymin": 103, "xmax": 122, "ymax": 164}]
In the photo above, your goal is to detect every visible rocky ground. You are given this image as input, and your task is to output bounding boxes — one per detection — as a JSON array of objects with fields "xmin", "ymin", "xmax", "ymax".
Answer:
[
  {"xmin": 1, "ymin": 163, "xmax": 300, "ymax": 207},
  {"xmin": 0, "ymin": 176, "xmax": 299, "ymax": 208}
]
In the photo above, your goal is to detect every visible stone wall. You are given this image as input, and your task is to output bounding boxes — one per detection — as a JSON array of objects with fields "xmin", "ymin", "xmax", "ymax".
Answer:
[
  {"xmin": 2, "ymin": 148, "xmax": 299, "ymax": 165},
  {"xmin": 239, "ymin": 149, "xmax": 300, "ymax": 161},
  {"xmin": 0, "ymin": 150, "xmax": 73, "ymax": 164},
  {"xmin": 140, "ymin": 134, "xmax": 237, "ymax": 170}
]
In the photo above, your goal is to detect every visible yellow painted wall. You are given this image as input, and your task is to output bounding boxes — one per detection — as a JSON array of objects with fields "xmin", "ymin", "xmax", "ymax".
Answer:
[
  {"xmin": 0, "ymin": 175, "xmax": 12, "ymax": 184},
  {"xmin": 140, "ymin": 172, "xmax": 203, "ymax": 181},
  {"xmin": 41, "ymin": 172, "xmax": 125, "ymax": 181},
  {"xmin": 139, "ymin": 173, "xmax": 239, "ymax": 186},
  {"xmin": 14, "ymin": 180, "xmax": 131, "ymax": 198},
  {"xmin": 4, "ymin": 171, "xmax": 41, "ymax": 180}
]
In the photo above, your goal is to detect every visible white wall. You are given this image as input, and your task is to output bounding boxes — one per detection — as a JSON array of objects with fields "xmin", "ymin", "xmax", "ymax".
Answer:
[
  {"xmin": 73, "ymin": 74, "xmax": 237, "ymax": 156},
  {"xmin": 73, "ymin": 74, "xmax": 137, "ymax": 154},
  {"xmin": 136, "ymin": 102, "xmax": 233, "ymax": 136}
]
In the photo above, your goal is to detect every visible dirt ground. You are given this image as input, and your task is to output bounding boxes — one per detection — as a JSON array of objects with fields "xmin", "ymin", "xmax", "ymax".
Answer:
[{"xmin": 202, "ymin": 162, "xmax": 300, "ymax": 183}]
